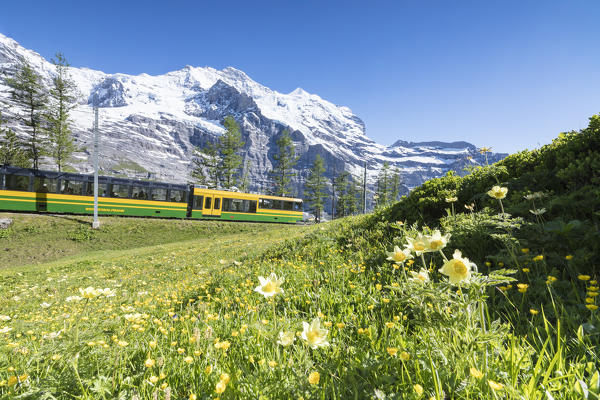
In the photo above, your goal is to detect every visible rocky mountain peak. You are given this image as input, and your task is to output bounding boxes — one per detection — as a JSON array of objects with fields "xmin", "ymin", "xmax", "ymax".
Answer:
[{"xmin": 0, "ymin": 33, "xmax": 506, "ymax": 210}]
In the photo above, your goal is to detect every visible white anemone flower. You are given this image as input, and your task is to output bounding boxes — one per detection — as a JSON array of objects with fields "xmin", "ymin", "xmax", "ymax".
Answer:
[
  {"xmin": 386, "ymin": 246, "xmax": 413, "ymax": 264},
  {"xmin": 405, "ymin": 234, "xmax": 429, "ymax": 256},
  {"xmin": 0, "ymin": 315, "xmax": 11, "ymax": 322},
  {"xmin": 487, "ymin": 186, "xmax": 508, "ymax": 200},
  {"xmin": 425, "ymin": 230, "xmax": 450, "ymax": 252},
  {"xmin": 301, "ymin": 318, "xmax": 330, "ymax": 349},
  {"xmin": 79, "ymin": 287, "xmax": 101, "ymax": 299},
  {"xmin": 276, "ymin": 331, "xmax": 295, "ymax": 346},
  {"xmin": 65, "ymin": 296, "xmax": 82, "ymax": 302},
  {"xmin": 254, "ymin": 273, "xmax": 284, "ymax": 298},
  {"xmin": 439, "ymin": 249, "xmax": 477, "ymax": 285},
  {"xmin": 409, "ymin": 269, "xmax": 430, "ymax": 284}
]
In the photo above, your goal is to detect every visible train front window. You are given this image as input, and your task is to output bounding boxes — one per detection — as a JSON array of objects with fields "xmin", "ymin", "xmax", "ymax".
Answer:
[
  {"xmin": 294, "ymin": 201, "xmax": 303, "ymax": 211},
  {"xmin": 61, "ymin": 180, "xmax": 83, "ymax": 195},
  {"xmin": 34, "ymin": 177, "xmax": 57, "ymax": 193},
  {"xmin": 5, "ymin": 174, "xmax": 30, "ymax": 191}
]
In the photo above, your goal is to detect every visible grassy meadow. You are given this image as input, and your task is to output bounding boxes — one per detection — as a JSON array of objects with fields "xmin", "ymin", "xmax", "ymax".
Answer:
[{"xmin": 1, "ymin": 116, "xmax": 599, "ymax": 399}]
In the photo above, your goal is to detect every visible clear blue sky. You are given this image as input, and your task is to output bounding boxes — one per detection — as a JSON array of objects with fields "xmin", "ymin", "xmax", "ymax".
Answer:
[{"xmin": 2, "ymin": 0, "xmax": 599, "ymax": 153}]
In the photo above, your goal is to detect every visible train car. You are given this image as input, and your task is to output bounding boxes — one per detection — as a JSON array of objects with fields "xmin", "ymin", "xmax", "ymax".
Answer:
[
  {"xmin": 190, "ymin": 187, "xmax": 303, "ymax": 223},
  {"xmin": 0, "ymin": 166, "xmax": 303, "ymax": 224}
]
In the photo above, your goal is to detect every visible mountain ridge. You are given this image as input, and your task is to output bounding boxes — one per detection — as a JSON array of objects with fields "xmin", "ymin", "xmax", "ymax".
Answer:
[{"xmin": 0, "ymin": 33, "xmax": 506, "ymax": 208}]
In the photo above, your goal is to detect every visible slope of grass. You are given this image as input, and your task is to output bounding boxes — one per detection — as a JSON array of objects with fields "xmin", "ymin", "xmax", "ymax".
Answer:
[
  {"xmin": 1, "ymin": 116, "xmax": 599, "ymax": 399},
  {"xmin": 0, "ymin": 213, "xmax": 278, "ymax": 268}
]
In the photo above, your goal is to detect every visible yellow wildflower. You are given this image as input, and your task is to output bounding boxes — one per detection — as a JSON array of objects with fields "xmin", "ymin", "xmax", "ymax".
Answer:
[
  {"xmin": 399, "ymin": 351, "xmax": 410, "ymax": 361},
  {"xmin": 145, "ymin": 358, "xmax": 156, "ymax": 368},
  {"xmin": 488, "ymin": 380, "xmax": 504, "ymax": 390},
  {"xmin": 470, "ymin": 367, "xmax": 483, "ymax": 379},
  {"xmin": 308, "ymin": 371, "xmax": 320, "ymax": 385},
  {"xmin": 387, "ymin": 347, "xmax": 398, "ymax": 356},
  {"xmin": 517, "ymin": 283, "xmax": 529, "ymax": 293},
  {"xmin": 533, "ymin": 255, "xmax": 544, "ymax": 262},
  {"xmin": 254, "ymin": 273, "xmax": 284, "ymax": 298},
  {"xmin": 301, "ymin": 318, "xmax": 329, "ymax": 349},
  {"xmin": 439, "ymin": 250, "xmax": 476, "ymax": 285},
  {"xmin": 487, "ymin": 186, "xmax": 508, "ymax": 200},
  {"xmin": 386, "ymin": 246, "xmax": 413, "ymax": 264},
  {"xmin": 578, "ymin": 275, "xmax": 591, "ymax": 281},
  {"xmin": 414, "ymin": 384, "xmax": 424, "ymax": 395}
]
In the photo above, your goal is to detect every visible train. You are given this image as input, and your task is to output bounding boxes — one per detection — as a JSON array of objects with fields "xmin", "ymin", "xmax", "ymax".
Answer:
[{"xmin": 0, "ymin": 166, "xmax": 304, "ymax": 224}]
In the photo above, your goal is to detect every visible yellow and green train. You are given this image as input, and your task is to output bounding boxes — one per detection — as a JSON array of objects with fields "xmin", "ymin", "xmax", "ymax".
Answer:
[{"xmin": 0, "ymin": 166, "xmax": 303, "ymax": 224}]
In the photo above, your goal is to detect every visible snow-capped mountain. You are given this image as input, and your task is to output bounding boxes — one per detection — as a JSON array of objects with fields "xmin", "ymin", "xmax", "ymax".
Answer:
[{"xmin": 0, "ymin": 33, "xmax": 505, "ymax": 206}]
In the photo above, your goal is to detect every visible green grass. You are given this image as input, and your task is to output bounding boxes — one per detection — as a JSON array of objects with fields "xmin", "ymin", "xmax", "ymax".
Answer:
[
  {"xmin": 1, "ymin": 116, "xmax": 599, "ymax": 399},
  {"xmin": 0, "ymin": 212, "xmax": 280, "ymax": 268}
]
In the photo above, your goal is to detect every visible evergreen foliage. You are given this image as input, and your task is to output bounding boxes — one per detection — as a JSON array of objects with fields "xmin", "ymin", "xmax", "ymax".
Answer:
[
  {"xmin": 270, "ymin": 129, "xmax": 298, "ymax": 196},
  {"xmin": 4, "ymin": 58, "xmax": 48, "ymax": 169},
  {"xmin": 45, "ymin": 53, "xmax": 78, "ymax": 171},
  {"xmin": 304, "ymin": 155, "xmax": 327, "ymax": 221},
  {"xmin": 375, "ymin": 161, "xmax": 391, "ymax": 208},
  {"xmin": 219, "ymin": 116, "xmax": 245, "ymax": 189},
  {"xmin": 191, "ymin": 116, "xmax": 245, "ymax": 189},
  {"xmin": 0, "ymin": 111, "xmax": 29, "ymax": 167},
  {"xmin": 333, "ymin": 171, "xmax": 359, "ymax": 218},
  {"xmin": 191, "ymin": 141, "xmax": 220, "ymax": 189}
]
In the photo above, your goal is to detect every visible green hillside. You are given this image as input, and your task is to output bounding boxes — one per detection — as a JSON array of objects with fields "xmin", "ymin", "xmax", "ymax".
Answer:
[{"xmin": 0, "ymin": 115, "xmax": 599, "ymax": 399}]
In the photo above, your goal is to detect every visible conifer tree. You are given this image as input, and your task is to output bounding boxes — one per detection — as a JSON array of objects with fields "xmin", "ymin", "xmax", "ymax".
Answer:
[
  {"xmin": 219, "ymin": 116, "xmax": 244, "ymax": 189},
  {"xmin": 376, "ymin": 161, "xmax": 391, "ymax": 208},
  {"xmin": 239, "ymin": 159, "xmax": 252, "ymax": 192},
  {"xmin": 0, "ymin": 112, "xmax": 28, "ymax": 167},
  {"xmin": 191, "ymin": 141, "xmax": 220, "ymax": 189},
  {"xmin": 4, "ymin": 58, "xmax": 48, "ymax": 169},
  {"xmin": 45, "ymin": 53, "xmax": 78, "ymax": 171},
  {"xmin": 304, "ymin": 155, "xmax": 327, "ymax": 222},
  {"xmin": 270, "ymin": 129, "xmax": 298, "ymax": 196},
  {"xmin": 333, "ymin": 171, "xmax": 349, "ymax": 218},
  {"xmin": 390, "ymin": 166, "xmax": 402, "ymax": 203},
  {"xmin": 344, "ymin": 174, "xmax": 360, "ymax": 215}
]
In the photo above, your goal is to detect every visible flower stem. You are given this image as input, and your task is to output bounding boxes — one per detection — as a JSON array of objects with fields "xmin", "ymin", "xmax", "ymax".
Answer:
[
  {"xmin": 498, "ymin": 199, "xmax": 505, "ymax": 218},
  {"xmin": 420, "ymin": 254, "xmax": 427, "ymax": 269}
]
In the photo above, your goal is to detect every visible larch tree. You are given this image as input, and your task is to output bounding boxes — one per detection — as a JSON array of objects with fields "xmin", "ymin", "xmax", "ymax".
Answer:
[
  {"xmin": 45, "ymin": 53, "xmax": 78, "ymax": 171},
  {"xmin": 4, "ymin": 58, "xmax": 48, "ymax": 169},
  {"xmin": 0, "ymin": 111, "xmax": 28, "ymax": 167},
  {"xmin": 270, "ymin": 129, "xmax": 298, "ymax": 196},
  {"xmin": 191, "ymin": 141, "xmax": 221, "ymax": 189},
  {"xmin": 375, "ymin": 161, "xmax": 391, "ymax": 208},
  {"xmin": 219, "ymin": 116, "xmax": 245, "ymax": 189},
  {"xmin": 304, "ymin": 154, "xmax": 327, "ymax": 222}
]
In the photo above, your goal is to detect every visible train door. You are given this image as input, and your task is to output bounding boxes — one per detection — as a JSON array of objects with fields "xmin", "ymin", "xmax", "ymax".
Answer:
[
  {"xmin": 212, "ymin": 195, "xmax": 222, "ymax": 217},
  {"xmin": 203, "ymin": 195, "xmax": 222, "ymax": 217}
]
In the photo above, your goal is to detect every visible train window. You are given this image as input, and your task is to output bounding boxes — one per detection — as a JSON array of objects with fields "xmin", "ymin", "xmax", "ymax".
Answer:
[
  {"xmin": 170, "ymin": 190, "xmax": 186, "ymax": 202},
  {"xmin": 111, "ymin": 184, "xmax": 130, "ymax": 198},
  {"xmin": 205, "ymin": 197, "xmax": 212, "ymax": 209},
  {"xmin": 34, "ymin": 177, "xmax": 58, "ymax": 193},
  {"xmin": 132, "ymin": 186, "xmax": 149, "ymax": 200},
  {"xmin": 259, "ymin": 198, "xmax": 272, "ymax": 209},
  {"xmin": 272, "ymin": 200, "xmax": 283, "ymax": 210},
  {"xmin": 84, "ymin": 182, "xmax": 107, "ymax": 197},
  {"xmin": 246, "ymin": 200, "xmax": 257, "ymax": 213},
  {"xmin": 214, "ymin": 198, "xmax": 221, "ymax": 210},
  {"xmin": 0, "ymin": 172, "xmax": 4, "ymax": 189},
  {"xmin": 283, "ymin": 201, "xmax": 294, "ymax": 211},
  {"xmin": 60, "ymin": 180, "xmax": 84, "ymax": 195},
  {"xmin": 5, "ymin": 174, "xmax": 30, "ymax": 191},
  {"xmin": 151, "ymin": 188, "xmax": 167, "ymax": 201},
  {"xmin": 193, "ymin": 195, "xmax": 204, "ymax": 209},
  {"xmin": 294, "ymin": 201, "xmax": 303, "ymax": 212}
]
